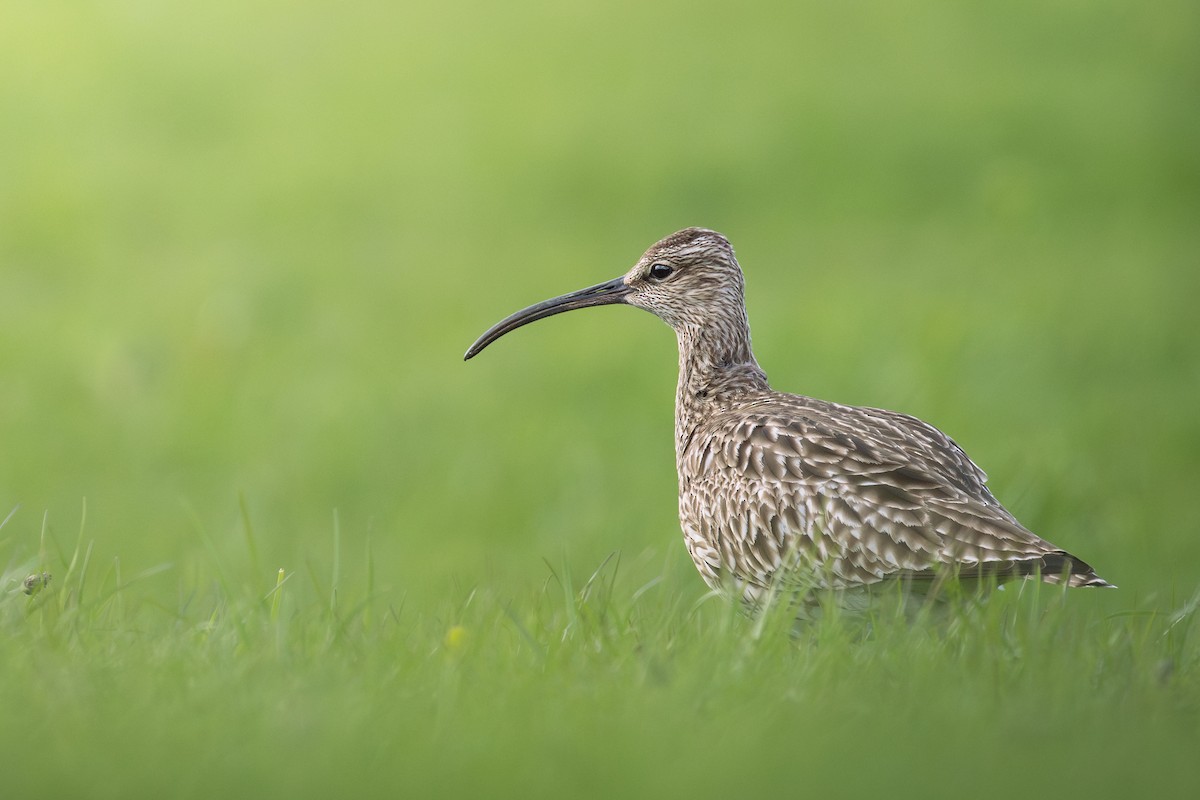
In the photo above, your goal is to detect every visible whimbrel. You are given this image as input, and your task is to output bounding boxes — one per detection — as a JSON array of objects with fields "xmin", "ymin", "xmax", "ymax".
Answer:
[{"xmin": 465, "ymin": 228, "xmax": 1111, "ymax": 606}]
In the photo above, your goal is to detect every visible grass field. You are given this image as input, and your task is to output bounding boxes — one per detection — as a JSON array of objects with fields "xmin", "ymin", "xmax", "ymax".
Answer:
[{"xmin": 2, "ymin": 1, "xmax": 1199, "ymax": 797}]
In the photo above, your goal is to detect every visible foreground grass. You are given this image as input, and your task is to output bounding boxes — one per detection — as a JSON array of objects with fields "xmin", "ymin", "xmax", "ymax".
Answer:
[{"xmin": 3, "ymin": 519, "xmax": 1197, "ymax": 799}]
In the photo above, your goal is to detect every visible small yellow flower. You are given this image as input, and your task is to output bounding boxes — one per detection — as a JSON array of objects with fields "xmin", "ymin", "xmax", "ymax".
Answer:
[{"xmin": 443, "ymin": 625, "xmax": 468, "ymax": 653}]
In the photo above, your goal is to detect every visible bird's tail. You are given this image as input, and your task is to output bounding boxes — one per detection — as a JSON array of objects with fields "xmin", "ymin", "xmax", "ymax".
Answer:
[{"xmin": 1040, "ymin": 552, "xmax": 1116, "ymax": 588}]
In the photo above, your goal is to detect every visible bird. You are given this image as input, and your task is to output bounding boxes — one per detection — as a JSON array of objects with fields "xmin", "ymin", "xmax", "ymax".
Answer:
[{"xmin": 464, "ymin": 227, "xmax": 1112, "ymax": 610}]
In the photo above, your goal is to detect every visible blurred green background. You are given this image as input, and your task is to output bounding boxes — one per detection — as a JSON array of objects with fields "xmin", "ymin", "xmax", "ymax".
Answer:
[
  {"xmin": 2, "ymin": 0, "xmax": 1197, "ymax": 611},
  {"xmin": 3, "ymin": 2, "xmax": 1200, "ymax": 798}
]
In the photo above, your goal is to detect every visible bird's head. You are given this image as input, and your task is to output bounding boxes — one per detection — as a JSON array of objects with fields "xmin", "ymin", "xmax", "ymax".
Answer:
[{"xmin": 464, "ymin": 227, "xmax": 746, "ymax": 360}]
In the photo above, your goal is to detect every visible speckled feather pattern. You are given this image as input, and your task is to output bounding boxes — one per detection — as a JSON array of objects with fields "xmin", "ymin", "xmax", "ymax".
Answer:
[{"xmin": 468, "ymin": 227, "xmax": 1111, "ymax": 606}]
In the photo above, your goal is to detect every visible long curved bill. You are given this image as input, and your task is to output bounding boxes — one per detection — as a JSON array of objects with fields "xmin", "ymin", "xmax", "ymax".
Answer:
[{"xmin": 464, "ymin": 276, "xmax": 631, "ymax": 360}]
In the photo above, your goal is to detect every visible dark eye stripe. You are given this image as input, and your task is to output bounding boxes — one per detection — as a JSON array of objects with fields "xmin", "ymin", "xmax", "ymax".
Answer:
[{"xmin": 649, "ymin": 263, "xmax": 673, "ymax": 280}]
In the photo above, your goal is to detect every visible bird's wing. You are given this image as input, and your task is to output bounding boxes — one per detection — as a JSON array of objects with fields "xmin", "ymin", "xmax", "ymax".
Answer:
[{"xmin": 685, "ymin": 399, "xmax": 1071, "ymax": 588}]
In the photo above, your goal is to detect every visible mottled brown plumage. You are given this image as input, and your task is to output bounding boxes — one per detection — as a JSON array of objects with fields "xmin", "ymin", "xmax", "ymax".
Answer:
[{"xmin": 465, "ymin": 228, "xmax": 1111, "ymax": 606}]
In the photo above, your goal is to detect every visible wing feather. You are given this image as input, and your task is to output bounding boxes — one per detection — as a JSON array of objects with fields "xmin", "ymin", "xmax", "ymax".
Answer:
[{"xmin": 680, "ymin": 393, "xmax": 1105, "ymax": 590}]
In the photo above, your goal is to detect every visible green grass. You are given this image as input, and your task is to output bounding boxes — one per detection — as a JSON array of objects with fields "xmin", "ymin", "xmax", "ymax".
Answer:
[
  {"xmin": 2, "ymin": 0, "xmax": 1199, "ymax": 796},
  {"xmin": 3, "ymin": 520, "xmax": 1198, "ymax": 798}
]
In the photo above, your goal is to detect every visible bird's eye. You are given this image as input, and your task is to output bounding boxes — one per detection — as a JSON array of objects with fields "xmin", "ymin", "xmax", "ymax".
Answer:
[{"xmin": 648, "ymin": 263, "xmax": 673, "ymax": 281}]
